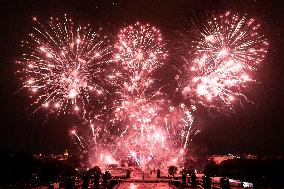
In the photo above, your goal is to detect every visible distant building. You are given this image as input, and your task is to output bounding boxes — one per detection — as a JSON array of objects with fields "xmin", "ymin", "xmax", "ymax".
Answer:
[
  {"xmin": 244, "ymin": 154, "xmax": 257, "ymax": 160},
  {"xmin": 209, "ymin": 154, "xmax": 239, "ymax": 164},
  {"xmin": 33, "ymin": 149, "xmax": 70, "ymax": 161}
]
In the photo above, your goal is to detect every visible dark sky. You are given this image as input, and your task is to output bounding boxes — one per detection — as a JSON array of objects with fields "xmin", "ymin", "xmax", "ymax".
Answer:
[{"xmin": 0, "ymin": 0, "xmax": 283, "ymax": 155}]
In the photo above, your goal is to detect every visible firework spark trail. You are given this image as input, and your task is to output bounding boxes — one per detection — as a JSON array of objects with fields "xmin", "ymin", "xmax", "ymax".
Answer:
[
  {"xmin": 70, "ymin": 119, "xmax": 123, "ymax": 166},
  {"xmin": 181, "ymin": 11, "xmax": 268, "ymax": 110},
  {"xmin": 71, "ymin": 130, "xmax": 85, "ymax": 149},
  {"xmin": 17, "ymin": 15, "xmax": 120, "ymax": 115}
]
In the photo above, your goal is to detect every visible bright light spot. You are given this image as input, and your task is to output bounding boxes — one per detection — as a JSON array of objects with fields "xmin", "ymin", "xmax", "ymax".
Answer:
[
  {"xmin": 205, "ymin": 35, "xmax": 216, "ymax": 43},
  {"xmin": 136, "ymin": 52, "xmax": 143, "ymax": 60},
  {"xmin": 95, "ymin": 52, "xmax": 100, "ymax": 57},
  {"xmin": 229, "ymin": 96, "xmax": 234, "ymax": 101},
  {"xmin": 155, "ymin": 132, "xmax": 160, "ymax": 139},
  {"xmin": 105, "ymin": 155, "xmax": 112, "ymax": 164},
  {"xmin": 39, "ymin": 47, "xmax": 45, "ymax": 52},
  {"xmin": 74, "ymin": 106, "xmax": 79, "ymax": 111},
  {"xmin": 43, "ymin": 103, "xmax": 49, "ymax": 108},
  {"xmin": 46, "ymin": 53, "xmax": 52, "ymax": 58},
  {"xmin": 218, "ymin": 48, "xmax": 228, "ymax": 57},
  {"xmin": 97, "ymin": 90, "xmax": 103, "ymax": 95},
  {"xmin": 28, "ymin": 79, "xmax": 34, "ymax": 84},
  {"xmin": 207, "ymin": 95, "xmax": 212, "ymax": 101},
  {"xmin": 197, "ymin": 85, "xmax": 207, "ymax": 96},
  {"xmin": 115, "ymin": 54, "xmax": 121, "ymax": 59},
  {"xmin": 182, "ymin": 87, "xmax": 191, "ymax": 96},
  {"xmin": 130, "ymin": 151, "xmax": 136, "ymax": 157},
  {"xmin": 193, "ymin": 77, "xmax": 198, "ymax": 82},
  {"xmin": 130, "ymin": 183, "xmax": 137, "ymax": 189},
  {"xmin": 78, "ymin": 58, "xmax": 86, "ymax": 64},
  {"xmin": 69, "ymin": 89, "xmax": 78, "ymax": 98}
]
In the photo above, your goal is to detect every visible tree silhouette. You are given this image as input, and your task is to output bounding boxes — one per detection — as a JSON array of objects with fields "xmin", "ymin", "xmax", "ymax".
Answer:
[{"xmin": 168, "ymin": 166, "xmax": 177, "ymax": 177}]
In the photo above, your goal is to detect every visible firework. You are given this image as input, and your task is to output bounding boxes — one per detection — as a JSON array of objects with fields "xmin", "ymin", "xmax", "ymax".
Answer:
[
  {"xmin": 180, "ymin": 11, "xmax": 268, "ymax": 110},
  {"xmin": 111, "ymin": 92, "xmax": 195, "ymax": 166},
  {"xmin": 71, "ymin": 119, "xmax": 121, "ymax": 166},
  {"xmin": 114, "ymin": 22, "xmax": 167, "ymax": 77},
  {"xmin": 17, "ymin": 15, "xmax": 119, "ymax": 115}
]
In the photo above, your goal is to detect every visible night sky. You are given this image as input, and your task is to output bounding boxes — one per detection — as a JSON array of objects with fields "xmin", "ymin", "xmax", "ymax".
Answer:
[{"xmin": 0, "ymin": 0, "xmax": 283, "ymax": 155}]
